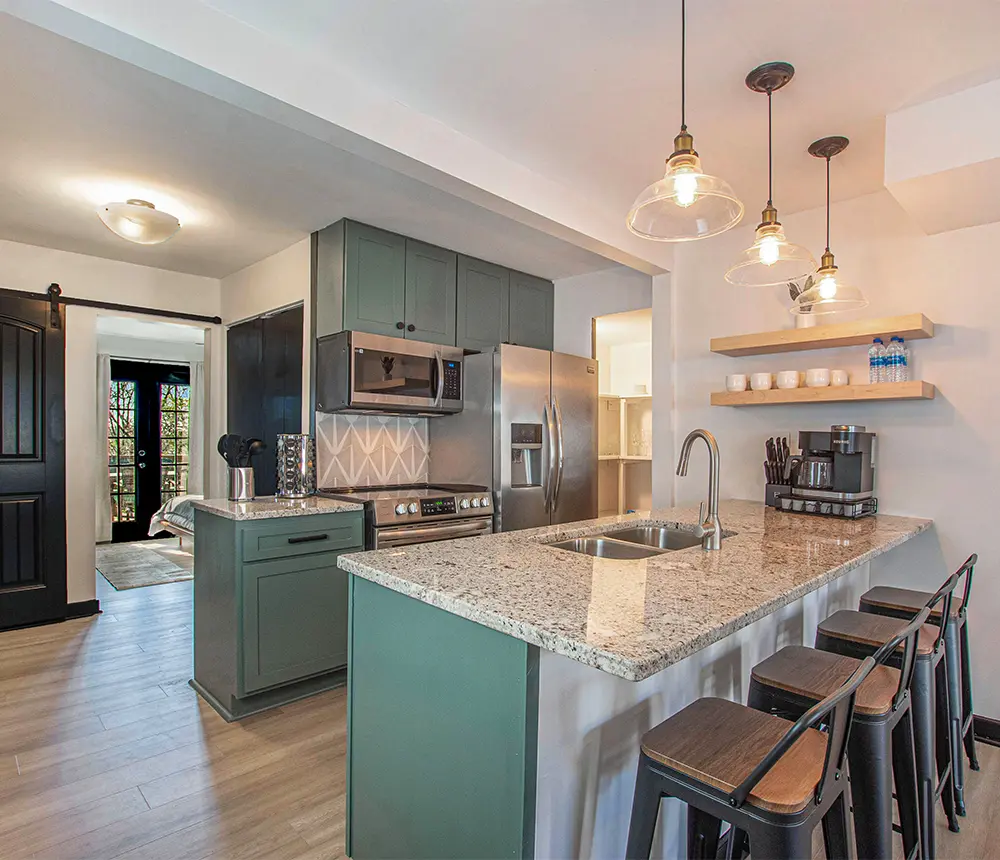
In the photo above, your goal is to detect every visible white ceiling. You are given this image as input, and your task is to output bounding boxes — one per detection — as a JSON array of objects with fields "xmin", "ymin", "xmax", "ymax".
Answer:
[
  {"xmin": 95, "ymin": 315, "xmax": 206, "ymax": 343},
  {"xmin": 0, "ymin": 13, "xmax": 616, "ymax": 280},
  {"xmin": 202, "ymin": 0, "xmax": 1000, "ymax": 219}
]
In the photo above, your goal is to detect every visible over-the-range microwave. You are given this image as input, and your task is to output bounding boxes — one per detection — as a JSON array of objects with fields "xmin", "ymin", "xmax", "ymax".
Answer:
[{"xmin": 315, "ymin": 331, "xmax": 464, "ymax": 416}]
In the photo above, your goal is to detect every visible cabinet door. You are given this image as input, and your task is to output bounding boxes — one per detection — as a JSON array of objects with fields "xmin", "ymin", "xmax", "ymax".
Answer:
[
  {"xmin": 241, "ymin": 550, "xmax": 355, "ymax": 694},
  {"xmin": 456, "ymin": 256, "xmax": 510, "ymax": 351},
  {"xmin": 508, "ymin": 271, "xmax": 554, "ymax": 350},
  {"xmin": 404, "ymin": 239, "xmax": 457, "ymax": 345},
  {"xmin": 344, "ymin": 221, "xmax": 406, "ymax": 337}
]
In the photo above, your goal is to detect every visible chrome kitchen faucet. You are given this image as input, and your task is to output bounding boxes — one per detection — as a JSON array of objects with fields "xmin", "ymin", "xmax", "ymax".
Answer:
[{"xmin": 676, "ymin": 429, "xmax": 722, "ymax": 551}]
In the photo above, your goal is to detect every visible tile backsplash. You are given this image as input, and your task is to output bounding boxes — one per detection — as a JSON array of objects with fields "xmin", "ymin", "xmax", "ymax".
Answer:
[{"xmin": 315, "ymin": 413, "xmax": 429, "ymax": 488}]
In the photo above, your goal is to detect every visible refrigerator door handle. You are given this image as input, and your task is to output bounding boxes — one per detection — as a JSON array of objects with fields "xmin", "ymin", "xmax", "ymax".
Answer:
[
  {"xmin": 552, "ymin": 395, "xmax": 565, "ymax": 511},
  {"xmin": 543, "ymin": 398, "xmax": 557, "ymax": 513}
]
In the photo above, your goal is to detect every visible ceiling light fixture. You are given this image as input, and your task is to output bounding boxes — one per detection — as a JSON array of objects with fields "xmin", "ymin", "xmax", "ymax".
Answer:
[
  {"xmin": 725, "ymin": 62, "xmax": 816, "ymax": 286},
  {"xmin": 626, "ymin": 0, "xmax": 743, "ymax": 241},
  {"xmin": 98, "ymin": 199, "xmax": 181, "ymax": 245},
  {"xmin": 791, "ymin": 137, "xmax": 868, "ymax": 315}
]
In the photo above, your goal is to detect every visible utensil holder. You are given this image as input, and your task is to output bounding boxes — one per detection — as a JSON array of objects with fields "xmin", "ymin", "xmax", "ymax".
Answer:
[
  {"xmin": 275, "ymin": 434, "xmax": 316, "ymax": 499},
  {"xmin": 228, "ymin": 467, "xmax": 255, "ymax": 502}
]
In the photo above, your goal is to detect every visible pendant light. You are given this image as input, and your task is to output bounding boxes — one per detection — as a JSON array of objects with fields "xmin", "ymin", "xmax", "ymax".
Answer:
[
  {"xmin": 791, "ymin": 137, "xmax": 868, "ymax": 315},
  {"xmin": 626, "ymin": 0, "xmax": 743, "ymax": 242},
  {"xmin": 98, "ymin": 199, "xmax": 181, "ymax": 245},
  {"xmin": 725, "ymin": 63, "xmax": 816, "ymax": 286}
]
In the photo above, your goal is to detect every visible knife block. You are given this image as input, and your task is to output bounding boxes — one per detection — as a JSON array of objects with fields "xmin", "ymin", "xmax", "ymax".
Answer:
[{"xmin": 765, "ymin": 483, "xmax": 791, "ymax": 509}]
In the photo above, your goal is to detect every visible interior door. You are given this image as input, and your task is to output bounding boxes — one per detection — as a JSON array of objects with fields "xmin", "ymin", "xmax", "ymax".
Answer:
[
  {"xmin": 550, "ymin": 351, "xmax": 598, "ymax": 525},
  {"xmin": 0, "ymin": 291, "xmax": 66, "ymax": 629},
  {"xmin": 109, "ymin": 361, "xmax": 190, "ymax": 543}
]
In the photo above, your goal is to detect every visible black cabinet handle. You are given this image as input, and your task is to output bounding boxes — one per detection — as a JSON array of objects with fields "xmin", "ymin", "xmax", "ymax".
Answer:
[
  {"xmin": 396, "ymin": 321, "xmax": 404, "ymax": 329},
  {"xmin": 287, "ymin": 533, "xmax": 328, "ymax": 545},
  {"xmin": 407, "ymin": 324, "xmax": 415, "ymax": 332}
]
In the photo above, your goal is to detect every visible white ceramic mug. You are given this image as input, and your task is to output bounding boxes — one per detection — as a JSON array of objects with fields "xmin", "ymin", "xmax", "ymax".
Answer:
[
  {"xmin": 776, "ymin": 370, "xmax": 799, "ymax": 390},
  {"xmin": 805, "ymin": 368, "xmax": 831, "ymax": 388},
  {"xmin": 830, "ymin": 369, "xmax": 849, "ymax": 387},
  {"xmin": 750, "ymin": 372, "xmax": 773, "ymax": 391},
  {"xmin": 725, "ymin": 374, "xmax": 748, "ymax": 392}
]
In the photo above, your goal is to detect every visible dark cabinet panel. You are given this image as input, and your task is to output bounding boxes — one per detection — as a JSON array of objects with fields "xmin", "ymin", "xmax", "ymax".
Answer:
[
  {"xmin": 404, "ymin": 239, "xmax": 457, "ymax": 345},
  {"xmin": 456, "ymin": 256, "xmax": 510, "ymax": 351},
  {"xmin": 508, "ymin": 271, "xmax": 554, "ymax": 350},
  {"xmin": 343, "ymin": 222, "xmax": 406, "ymax": 337}
]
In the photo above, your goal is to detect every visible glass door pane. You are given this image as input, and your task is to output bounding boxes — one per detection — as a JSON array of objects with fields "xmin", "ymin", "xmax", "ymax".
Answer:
[
  {"xmin": 159, "ymin": 383, "xmax": 190, "ymax": 504},
  {"xmin": 108, "ymin": 380, "xmax": 137, "ymax": 525}
]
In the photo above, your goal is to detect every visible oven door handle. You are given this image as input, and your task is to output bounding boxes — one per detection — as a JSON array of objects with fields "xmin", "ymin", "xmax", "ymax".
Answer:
[{"xmin": 376, "ymin": 519, "xmax": 490, "ymax": 547}]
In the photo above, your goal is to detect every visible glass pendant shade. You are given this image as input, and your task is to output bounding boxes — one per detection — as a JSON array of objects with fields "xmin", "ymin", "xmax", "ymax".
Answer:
[
  {"xmin": 627, "ymin": 150, "xmax": 744, "ymax": 242},
  {"xmin": 98, "ymin": 199, "xmax": 180, "ymax": 245},
  {"xmin": 725, "ymin": 220, "xmax": 816, "ymax": 287},
  {"xmin": 790, "ymin": 264, "xmax": 868, "ymax": 315}
]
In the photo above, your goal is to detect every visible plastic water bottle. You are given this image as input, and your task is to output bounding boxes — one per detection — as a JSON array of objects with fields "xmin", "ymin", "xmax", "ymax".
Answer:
[
  {"xmin": 884, "ymin": 338, "xmax": 898, "ymax": 382},
  {"xmin": 869, "ymin": 338, "xmax": 885, "ymax": 384},
  {"xmin": 898, "ymin": 337, "xmax": 910, "ymax": 382}
]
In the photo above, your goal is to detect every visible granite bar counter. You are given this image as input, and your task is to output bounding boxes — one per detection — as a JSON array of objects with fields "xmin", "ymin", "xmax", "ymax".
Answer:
[
  {"xmin": 338, "ymin": 501, "xmax": 931, "ymax": 859},
  {"xmin": 192, "ymin": 495, "xmax": 362, "ymax": 521}
]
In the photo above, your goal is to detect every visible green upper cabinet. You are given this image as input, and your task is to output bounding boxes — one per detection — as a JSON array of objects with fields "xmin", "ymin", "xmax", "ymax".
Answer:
[
  {"xmin": 508, "ymin": 271, "xmax": 554, "ymax": 350},
  {"xmin": 456, "ymin": 255, "xmax": 510, "ymax": 351},
  {"xmin": 343, "ymin": 222, "xmax": 407, "ymax": 337},
  {"xmin": 404, "ymin": 239, "xmax": 457, "ymax": 346}
]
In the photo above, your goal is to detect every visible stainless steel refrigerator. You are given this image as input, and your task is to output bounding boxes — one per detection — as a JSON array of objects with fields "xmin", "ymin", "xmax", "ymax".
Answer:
[{"xmin": 428, "ymin": 344, "xmax": 598, "ymax": 531}]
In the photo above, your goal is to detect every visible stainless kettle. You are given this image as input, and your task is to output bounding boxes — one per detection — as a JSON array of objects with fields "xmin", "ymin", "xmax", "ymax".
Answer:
[{"xmin": 784, "ymin": 453, "xmax": 834, "ymax": 490}]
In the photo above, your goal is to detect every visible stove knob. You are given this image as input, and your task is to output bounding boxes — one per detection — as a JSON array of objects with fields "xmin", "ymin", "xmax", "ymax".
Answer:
[
  {"xmin": 459, "ymin": 498, "xmax": 471, "ymax": 509},
  {"xmin": 471, "ymin": 497, "xmax": 480, "ymax": 508},
  {"xmin": 407, "ymin": 502, "xmax": 419, "ymax": 515},
  {"xmin": 394, "ymin": 503, "xmax": 407, "ymax": 515},
  {"xmin": 480, "ymin": 496, "xmax": 490, "ymax": 507}
]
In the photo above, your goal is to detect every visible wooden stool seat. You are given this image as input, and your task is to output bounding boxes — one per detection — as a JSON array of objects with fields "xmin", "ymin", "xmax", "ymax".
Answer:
[
  {"xmin": 751, "ymin": 646, "xmax": 901, "ymax": 717},
  {"xmin": 861, "ymin": 585, "xmax": 963, "ymax": 621},
  {"xmin": 817, "ymin": 610, "xmax": 939, "ymax": 656},
  {"xmin": 640, "ymin": 697, "xmax": 827, "ymax": 814}
]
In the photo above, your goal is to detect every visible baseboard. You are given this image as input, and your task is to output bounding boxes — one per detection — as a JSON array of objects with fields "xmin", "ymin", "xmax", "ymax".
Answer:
[
  {"xmin": 974, "ymin": 714, "xmax": 1000, "ymax": 747},
  {"xmin": 65, "ymin": 599, "xmax": 101, "ymax": 619}
]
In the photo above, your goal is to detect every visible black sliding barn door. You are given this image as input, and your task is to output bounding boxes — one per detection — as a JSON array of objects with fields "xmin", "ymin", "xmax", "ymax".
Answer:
[
  {"xmin": 226, "ymin": 306, "xmax": 303, "ymax": 496},
  {"xmin": 0, "ymin": 292, "xmax": 66, "ymax": 629}
]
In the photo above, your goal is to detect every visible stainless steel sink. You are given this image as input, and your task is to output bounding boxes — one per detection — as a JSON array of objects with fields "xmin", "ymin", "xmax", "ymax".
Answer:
[
  {"xmin": 603, "ymin": 526, "xmax": 705, "ymax": 551},
  {"xmin": 548, "ymin": 537, "xmax": 665, "ymax": 560}
]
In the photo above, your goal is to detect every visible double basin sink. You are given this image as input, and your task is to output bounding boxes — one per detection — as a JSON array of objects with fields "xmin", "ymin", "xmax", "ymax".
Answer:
[{"xmin": 549, "ymin": 526, "xmax": 708, "ymax": 560}]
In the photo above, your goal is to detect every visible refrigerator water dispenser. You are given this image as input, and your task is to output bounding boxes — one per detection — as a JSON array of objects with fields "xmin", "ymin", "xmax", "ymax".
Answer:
[{"xmin": 510, "ymin": 423, "xmax": 543, "ymax": 488}]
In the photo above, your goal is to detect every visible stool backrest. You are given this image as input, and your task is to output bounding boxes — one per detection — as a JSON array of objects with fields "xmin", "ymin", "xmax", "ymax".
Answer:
[
  {"xmin": 729, "ymin": 655, "xmax": 876, "ymax": 810},
  {"xmin": 926, "ymin": 564, "xmax": 966, "ymax": 652},
  {"xmin": 955, "ymin": 553, "xmax": 977, "ymax": 619},
  {"xmin": 871, "ymin": 606, "xmax": 931, "ymax": 710}
]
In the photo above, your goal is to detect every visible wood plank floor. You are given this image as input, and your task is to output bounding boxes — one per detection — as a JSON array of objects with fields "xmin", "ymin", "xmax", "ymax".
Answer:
[
  {"xmin": 0, "ymin": 576, "xmax": 347, "ymax": 859},
  {"xmin": 1, "ymin": 573, "xmax": 997, "ymax": 859}
]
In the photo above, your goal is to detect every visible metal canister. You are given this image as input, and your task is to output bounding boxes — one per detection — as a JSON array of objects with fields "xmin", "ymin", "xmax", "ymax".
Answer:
[
  {"xmin": 275, "ymin": 434, "xmax": 316, "ymax": 499},
  {"xmin": 228, "ymin": 467, "xmax": 255, "ymax": 502}
]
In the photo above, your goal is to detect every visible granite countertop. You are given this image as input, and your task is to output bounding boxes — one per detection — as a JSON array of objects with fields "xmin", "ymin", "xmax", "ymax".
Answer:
[
  {"xmin": 193, "ymin": 496, "xmax": 363, "ymax": 521},
  {"xmin": 338, "ymin": 500, "xmax": 931, "ymax": 681}
]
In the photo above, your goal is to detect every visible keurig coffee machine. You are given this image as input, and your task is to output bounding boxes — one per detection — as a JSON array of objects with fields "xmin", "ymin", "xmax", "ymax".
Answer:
[{"xmin": 775, "ymin": 424, "xmax": 877, "ymax": 518}]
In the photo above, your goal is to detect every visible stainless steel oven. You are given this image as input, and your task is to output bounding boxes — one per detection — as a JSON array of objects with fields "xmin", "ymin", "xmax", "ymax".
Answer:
[
  {"xmin": 371, "ymin": 517, "xmax": 492, "ymax": 549},
  {"xmin": 315, "ymin": 331, "xmax": 464, "ymax": 416}
]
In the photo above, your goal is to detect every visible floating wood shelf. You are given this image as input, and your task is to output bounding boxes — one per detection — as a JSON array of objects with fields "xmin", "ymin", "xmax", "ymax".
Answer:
[
  {"xmin": 598, "ymin": 454, "xmax": 652, "ymax": 462},
  {"xmin": 710, "ymin": 313, "xmax": 935, "ymax": 357},
  {"xmin": 710, "ymin": 380, "xmax": 936, "ymax": 407}
]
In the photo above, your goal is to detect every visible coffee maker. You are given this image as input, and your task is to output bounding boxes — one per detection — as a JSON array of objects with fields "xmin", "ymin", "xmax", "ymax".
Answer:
[{"xmin": 777, "ymin": 425, "xmax": 877, "ymax": 518}]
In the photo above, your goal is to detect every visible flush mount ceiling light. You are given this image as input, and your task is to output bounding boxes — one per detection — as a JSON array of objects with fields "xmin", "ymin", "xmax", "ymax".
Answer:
[
  {"xmin": 98, "ymin": 199, "xmax": 181, "ymax": 245},
  {"xmin": 791, "ymin": 137, "xmax": 868, "ymax": 315},
  {"xmin": 626, "ymin": 0, "xmax": 743, "ymax": 242},
  {"xmin": 725, "ymin": 62, "xmax": 816, "ymax": 286}
]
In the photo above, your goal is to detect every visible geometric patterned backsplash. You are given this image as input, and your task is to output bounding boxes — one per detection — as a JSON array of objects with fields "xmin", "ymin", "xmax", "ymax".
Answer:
[{"xmin": 314, "ymin": 413, "xmax": 430, "ymax": 488}]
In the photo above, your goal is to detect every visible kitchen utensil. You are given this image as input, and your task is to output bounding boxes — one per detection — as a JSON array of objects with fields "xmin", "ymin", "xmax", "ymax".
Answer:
[
  {"xmin": 726, "ymin": 374, "xmax": 748, "ymax": 392},
  {"xmin": 781, "ymin": 437, "xmax": 790, "ymax": 468},
  {"xmin": 776, "ymin": 370, "xmax": 799, "ymax": 389},
  {"xmin": 750, "ymin": 372, "xmax": 773, "ymax": 391},
  {"xmin": 237, "ymin": 436, "xmax": 249, "ymax": 468},
  {"xmin": 830, "ymin": 369, "xmax": 849, "ymax": 386},
  {"xmin": 805, "ymin": 368, "xmax": 831, "ymax": 388}
]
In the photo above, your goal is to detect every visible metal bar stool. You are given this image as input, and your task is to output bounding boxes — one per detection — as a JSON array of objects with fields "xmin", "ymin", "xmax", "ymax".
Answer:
[
  {"xmin": 625, "ymin": 657, "xmax": 876, "ymax": 860},
  {"xmin": 859, "ymin": 554, "xmax": 978, "ymax": 817},
  {"xmin": 815, "ymin": 569, "xmax": 963, "ymax": 860},
  {"xmin": 748, "ymin": 608, "xmax": 929, "ymax": 860}
]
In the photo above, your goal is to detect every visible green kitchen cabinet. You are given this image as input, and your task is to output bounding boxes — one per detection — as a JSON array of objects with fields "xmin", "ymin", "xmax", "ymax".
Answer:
[
  {"xmin": 508, "ymin": 271, "xmax": 554, "ymax": 350},
  {"xmin": 404, "ymin": 239, "xmax": 457, "ymax": 345},
  {"xmin": 343, "ymin": 221, "xmax": 407, "ymax": 337},
  {"xmin": 192, "ymin": 507, "xmax": 363, "ymax": 721},
  {"xmin": 456, "ymin": 255, "xmax": 511, "ymax": 351}
]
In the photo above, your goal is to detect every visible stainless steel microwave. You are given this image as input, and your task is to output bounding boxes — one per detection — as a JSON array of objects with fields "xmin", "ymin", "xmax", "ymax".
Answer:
[{"xmin": 315, "ymin": 331, "xmax": 464, "ymax": 416}]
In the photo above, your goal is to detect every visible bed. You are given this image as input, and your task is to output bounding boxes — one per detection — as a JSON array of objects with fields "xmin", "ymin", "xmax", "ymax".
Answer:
[{"xmin": 149, "ymin": 493, "xmax": 202, "ymax": 548}]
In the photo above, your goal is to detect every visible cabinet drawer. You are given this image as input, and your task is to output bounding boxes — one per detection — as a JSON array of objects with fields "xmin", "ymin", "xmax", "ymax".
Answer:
[{"xmin": 240, "ymin": 514, "xmax": 363, "ymax": 563}]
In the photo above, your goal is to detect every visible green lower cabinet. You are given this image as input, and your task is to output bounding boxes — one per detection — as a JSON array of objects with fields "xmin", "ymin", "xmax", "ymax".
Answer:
[
  {"xmin": 508, "ymin": 272, "xmax": 554, "ymax": 351},
  {"xmin": 347, "ymin": 576, "xmax": 538, "ymax": 859}
]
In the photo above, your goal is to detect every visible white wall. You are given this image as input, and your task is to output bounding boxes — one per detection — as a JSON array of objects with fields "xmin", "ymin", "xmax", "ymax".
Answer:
[
  {"xmin": 220, "ymin": 237, "xmax": 311, "ymax": 430},
  {"xmin": 660, "ymin": 189, "xmax": 1000, "ymax": 715},
  {"xmin": 0, "ymin": 239, "xmax": 222, "ymax": 605},
  {"xmin": 552, "ymin": 266, "xmax": 653, "ymax": 358},
  {"xmin": 96, "ymin": 333, "xmax": 205, "ymax": 364}
]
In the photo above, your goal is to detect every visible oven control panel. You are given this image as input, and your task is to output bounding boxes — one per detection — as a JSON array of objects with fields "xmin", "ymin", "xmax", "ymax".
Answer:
[
  {"xmin": 369, "ymin": 491, "xmax": 492, "ymax": 526},
  {"xmin": 420, "ymin": 496, "xmax": 456, "ymax": 517}
]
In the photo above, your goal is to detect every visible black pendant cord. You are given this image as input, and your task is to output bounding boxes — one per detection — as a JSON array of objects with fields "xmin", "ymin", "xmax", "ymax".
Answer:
[
  {"xmin": 825, "ymin": 157, "xmax": 832, "ymax": 253},
  {"xmin": 680, "ymin": 0, "xmax": 687, "ymax": 131},
  {"xmin": 766, "ymin": 88, "xmax": 773, "ymax": 207}
]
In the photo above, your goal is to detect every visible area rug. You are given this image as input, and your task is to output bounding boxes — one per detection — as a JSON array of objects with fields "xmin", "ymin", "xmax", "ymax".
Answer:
[{"xmin": 96, "ymin": 537, "xmax": 194, "ymax": 590}]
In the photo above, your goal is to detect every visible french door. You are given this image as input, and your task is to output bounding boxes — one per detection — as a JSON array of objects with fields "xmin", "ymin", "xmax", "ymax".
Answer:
[{"xmin": 108, "ymin": 361, "xmax": 190, "ymax": 543}]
